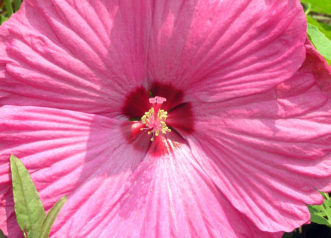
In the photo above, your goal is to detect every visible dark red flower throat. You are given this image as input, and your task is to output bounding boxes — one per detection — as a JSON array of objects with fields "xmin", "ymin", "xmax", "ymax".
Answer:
[{"xmin": 121, "ymin": 83, "xmax": 194, "ymax": 156}]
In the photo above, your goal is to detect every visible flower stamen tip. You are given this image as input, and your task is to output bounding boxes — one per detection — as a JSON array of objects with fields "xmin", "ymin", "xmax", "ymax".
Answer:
[{"xmin": 141, "ymin": 96, "xmax": 171, "ymax": 141}]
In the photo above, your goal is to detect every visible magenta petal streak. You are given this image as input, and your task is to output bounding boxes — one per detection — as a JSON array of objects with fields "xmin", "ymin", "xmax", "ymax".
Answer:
[{"xmin": 0, "ymin": 0, "xmax": 330, "ymax": 238}]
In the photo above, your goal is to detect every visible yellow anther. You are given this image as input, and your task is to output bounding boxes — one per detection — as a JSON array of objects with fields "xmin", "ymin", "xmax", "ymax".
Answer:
[{"xmin": 141, "ymin": 106, "xmax": 171, "ymax": 141}]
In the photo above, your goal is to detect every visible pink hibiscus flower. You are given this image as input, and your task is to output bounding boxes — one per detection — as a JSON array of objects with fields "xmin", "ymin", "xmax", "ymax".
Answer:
[
  {"xmin": 304, "ymin": 39, "xmax": 331, "ymax": 95},
  {"xmin": 0, "ymin": 0, "xmax": 330, "ymax": 237}
]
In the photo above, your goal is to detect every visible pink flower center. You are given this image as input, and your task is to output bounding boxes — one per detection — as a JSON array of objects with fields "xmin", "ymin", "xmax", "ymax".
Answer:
[
  {"xmin": 121, "ymin": 83, "xmax": 194, "ymax": 156},
  {"xmin": 141, "ymin": 96, "xmax": 171, "ymax": 141}
]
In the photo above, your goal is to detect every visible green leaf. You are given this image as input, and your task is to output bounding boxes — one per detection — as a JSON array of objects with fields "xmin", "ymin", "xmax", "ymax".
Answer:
[
  {"xmin": 307, "ymin": 16, "xmax": 331, "ymax": 40},
  {"xmin": 10, "ymin": 155, "xmax": 46, "ymax": 238},
  {"xmin": 322, "ymin": 200, "xmax": 331, "ymax": 219},
  {"xmin": 308, "ymin": 192, "xmax": 331, "ymax": 229},
  {"xmin": 13, "ymin": 0, "xmax": 22, "ymax": 12},
  {"xmin": 39, "ymin": 196, "xmax": 67, "ymax": 238},
  {"xmin": 310, "ymin": 214, "xmax": 331, "ymax": 228},
  {"xmin": 0, "ymin": 16, "xmax": 9, "ymax": 25},
  {"xmin": 0, "ymin": 230, "xmax": 8, "ymax": 238},
  {"xmin": 301, "ymin": 0, "xmax": 331, "ymax": 14},
  {"xmin": 307, "ymin": 23, "xmax": 331, "ymax": 61},
  {"xmin": 3, "ymin": 0, "xmax": 13, "ymax": 17},
  {"xmin": 308, "ymin": 204, "xmax": 323, "ymax": 215}
]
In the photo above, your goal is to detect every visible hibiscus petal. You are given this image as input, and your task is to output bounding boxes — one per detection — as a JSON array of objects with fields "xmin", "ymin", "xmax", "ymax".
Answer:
[
  {"xmin": 146, "ymin": 0, "xmax": 306, "ymax": 102},
  {"xmin": 189, "ymin": 68, "xmax": 331, "ymax": 232},
  {"xmin": 49, "ymin": 143, "xmax": 281, "ymax": 237},
  {"xmin": 303, "ymin": 39, "xmax": 331, "ymax": 95},
  {"xmin": 0, "ymin": 0, "xmax": 152, "ymax": 115},
  {"xmin": 0, "ymin": 105, "xmax": 146, "ymax": 237}
]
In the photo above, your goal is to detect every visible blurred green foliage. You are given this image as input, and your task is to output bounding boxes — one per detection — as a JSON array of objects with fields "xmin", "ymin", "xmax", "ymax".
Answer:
[
  {"xmin": 301, "ymin": 0, "xmax": 331, "ymax": 15},
  {"xmin": 0, "ymin": 0, "xmax": 20, "ymax": 24},
  {"xmin": 302, "ymin": 0, "xmax": 331, "ymax": 65}
]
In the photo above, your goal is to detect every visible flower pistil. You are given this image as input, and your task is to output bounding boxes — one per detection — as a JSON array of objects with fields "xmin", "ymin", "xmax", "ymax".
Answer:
[{"xmin": 141, "ymin": 96, "xmax": 171, "ymax": 141}]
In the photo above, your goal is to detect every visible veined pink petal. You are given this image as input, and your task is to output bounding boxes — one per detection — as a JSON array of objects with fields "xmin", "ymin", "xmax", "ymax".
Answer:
[
  {"xmin": 189, "ymin": 67, "xmax": 331, "ymax": 232},
  {"xmin": 1, "ymin": 0, "xmax": 308, "ymax": 109},
  {"xmin": 0, "ymin": 105, "xmax": 146, "ymax": 237},
  {"xmin": 147, "ymin": 0, "xmax": 306, "ymax": 102},
  {"xmin": 0, "ymin": 104, "xmax": 284, "ymax": 237},
  {"xmin": 303, "ymin": 39, "xmax": 331, "ymax": 95},
  {"xmin": 0, "ymin": 0, "xmax": 328, "ymax": 237},
  {"xmin": 51, "ymin": 144, "xmax": 281, "ymax": 238},
  {"xmin": 0, "ymin": 0, "xmax": 152, "ymax": 115}
]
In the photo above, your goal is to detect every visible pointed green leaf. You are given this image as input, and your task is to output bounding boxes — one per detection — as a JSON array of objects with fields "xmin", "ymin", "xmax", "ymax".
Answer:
[
  {"xmin": 39, "ymin": 196, "xmax": 67, "ymax": 238},
  {"xmin": 10, "ymin": 155, "xmax": 46, "ymax": 238},
  {"xmin": 307, "ymin": 16, "xmax": 331, "ymax": 40},
  {"xmin": 307, "ymin": 23, "xmax": 331, "ymax": 61},
  {"xmin": 321, "ymin": 191, "xmax": 330, "ymax": 200},
  {"xmin": 322, "ymin": 200, "xmax": 331, "ymax": 219},
  {"xmin": 310, "ymin": 214, "xmax": 331, "ymax": 228},
  {"xmin": 324, "ymin": 199, "xmax": 331, "ymax": 208},
  {"xmin": 308, "ymin": 205, "xmax": 324, "ymax": 215},
  {"xmin": 0, "ymin": 230, "xmax": 8, "ymax": 238}
]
